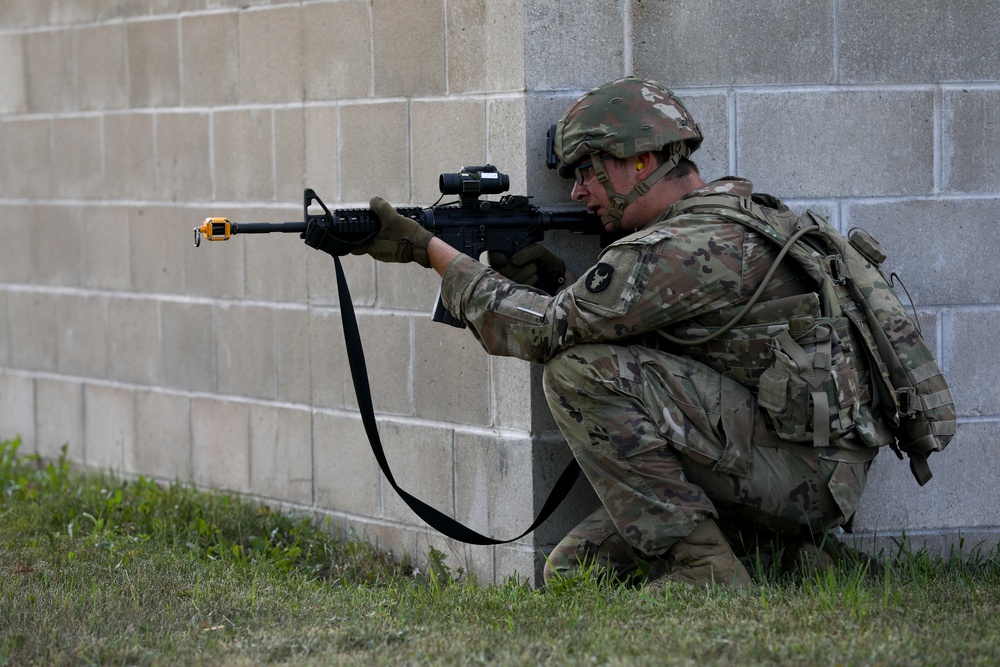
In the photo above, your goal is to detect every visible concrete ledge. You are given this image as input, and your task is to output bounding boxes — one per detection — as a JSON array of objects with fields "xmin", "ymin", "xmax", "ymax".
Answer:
[{"xmin": 848, "ymin": 527, "xmax": 1000, "ymax": 561}]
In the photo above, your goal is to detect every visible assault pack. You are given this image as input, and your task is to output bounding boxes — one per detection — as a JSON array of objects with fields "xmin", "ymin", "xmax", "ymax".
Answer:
[{"xmin": 665, "ymin": 192, "xmax": 956, "ymax": 485}]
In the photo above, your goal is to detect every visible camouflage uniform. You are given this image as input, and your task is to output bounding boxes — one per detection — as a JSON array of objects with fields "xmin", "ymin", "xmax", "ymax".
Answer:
[{"xmin": 440, "ymin": 177, "xmax": 878, "ymax": 581}]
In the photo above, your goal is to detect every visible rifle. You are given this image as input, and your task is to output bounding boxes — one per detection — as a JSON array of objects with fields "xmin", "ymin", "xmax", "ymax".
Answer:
[
  {"xmin": 192, "ymin": 165, "xmax": 596, "ymax": 545},
  {"xmin": 193, "ymin": 165, "xmax": 602, "ymax": 328}
]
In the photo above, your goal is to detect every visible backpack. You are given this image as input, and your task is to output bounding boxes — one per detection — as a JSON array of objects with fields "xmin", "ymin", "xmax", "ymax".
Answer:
[{"xmin": 667, "ymin": 193, "xmax": 956, "ymax": 485}]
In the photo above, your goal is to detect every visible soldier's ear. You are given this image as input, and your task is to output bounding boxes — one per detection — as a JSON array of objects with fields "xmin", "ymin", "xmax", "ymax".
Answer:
[{"xmin": 636, "ymin": 152, "xmax": 657, "ymax": 176}]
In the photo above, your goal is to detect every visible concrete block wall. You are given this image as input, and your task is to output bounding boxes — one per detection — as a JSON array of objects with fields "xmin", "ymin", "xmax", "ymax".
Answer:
[
  {"xmin": 0, "ymin": 0, "xmax": 554, "ymax": 584},
  {"xmin": 1, "ymin": 0, "xmax": 998, "ymax": 585}
]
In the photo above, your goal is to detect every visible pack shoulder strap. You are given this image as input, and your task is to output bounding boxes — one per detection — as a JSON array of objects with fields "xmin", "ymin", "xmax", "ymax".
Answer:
[{"xmin": 330, "ymin": 254, "xmax": 581, "ymax": 545}]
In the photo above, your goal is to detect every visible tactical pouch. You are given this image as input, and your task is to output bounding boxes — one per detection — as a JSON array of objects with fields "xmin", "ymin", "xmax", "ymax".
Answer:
[{"xmin": 757, "ymin": 317, "xmax": 861, "ymax": 447}]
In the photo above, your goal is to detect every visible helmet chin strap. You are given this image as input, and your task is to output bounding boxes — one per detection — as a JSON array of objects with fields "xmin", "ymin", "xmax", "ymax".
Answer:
[{"xmin": 590, "ymin": 151, "xmax": 683, "ymax": 232}]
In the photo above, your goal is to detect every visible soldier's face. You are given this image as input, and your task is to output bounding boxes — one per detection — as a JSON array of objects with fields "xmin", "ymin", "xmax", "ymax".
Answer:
[{"xmin": 570, "ymin": 155, "xmax": 648, "ymax": 232}]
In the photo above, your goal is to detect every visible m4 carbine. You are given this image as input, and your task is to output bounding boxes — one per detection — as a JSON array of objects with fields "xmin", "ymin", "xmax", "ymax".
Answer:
[
  {"xmin": 193, "ymin": 165, "xmax": 597, "ymax": 544},
  {"xmin": 193, "ymin": 165, "xmax": 602, "ymax": 327}
]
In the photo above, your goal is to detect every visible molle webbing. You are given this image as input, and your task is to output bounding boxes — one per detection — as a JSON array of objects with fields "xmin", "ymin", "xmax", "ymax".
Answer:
[{"xmin": 669, "ymin": 193, "xmax": 955, "ymax": 485}]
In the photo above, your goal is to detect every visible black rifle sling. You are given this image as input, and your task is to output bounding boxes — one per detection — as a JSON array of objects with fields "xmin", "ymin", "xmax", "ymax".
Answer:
[{"xmin": 331, "ymin": 255, "xmax": 581, "ymax": 545}]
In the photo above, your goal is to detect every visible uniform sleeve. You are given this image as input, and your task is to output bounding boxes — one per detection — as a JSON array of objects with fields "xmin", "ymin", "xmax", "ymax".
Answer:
[{"xmin": 440, "ymin": 222, "xmax": 753, "ymax": 363}]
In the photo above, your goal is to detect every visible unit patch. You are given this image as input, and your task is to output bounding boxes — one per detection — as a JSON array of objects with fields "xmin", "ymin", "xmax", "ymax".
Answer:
[{"xmin": 585, "ymin": 263, "xmax": 615, "ymax": 293}]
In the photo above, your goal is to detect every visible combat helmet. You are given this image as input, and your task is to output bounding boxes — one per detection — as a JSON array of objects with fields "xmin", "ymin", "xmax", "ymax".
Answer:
[{"xmin": 549, "ymin": 77, "xmax": 702, "ymax": 229}]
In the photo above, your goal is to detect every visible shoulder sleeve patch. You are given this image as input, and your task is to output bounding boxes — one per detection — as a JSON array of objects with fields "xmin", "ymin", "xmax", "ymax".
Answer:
[{"xmin": 584, "ymin": 263, "xmax": 615, "ymax": 293}]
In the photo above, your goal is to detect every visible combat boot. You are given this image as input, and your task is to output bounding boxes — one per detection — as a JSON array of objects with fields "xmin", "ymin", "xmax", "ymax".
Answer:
[{"xmin": 652, "ymin": 518, "xmax": 754, "ymax": 590}]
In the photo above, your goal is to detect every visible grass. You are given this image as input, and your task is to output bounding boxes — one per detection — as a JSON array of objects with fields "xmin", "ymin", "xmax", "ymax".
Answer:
[{"xmin": 2, "ymin": 435, "xmax": 1000, "ymax": 666}]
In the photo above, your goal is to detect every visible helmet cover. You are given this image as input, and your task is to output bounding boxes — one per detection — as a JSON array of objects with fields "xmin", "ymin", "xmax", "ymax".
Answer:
[{"xmin": 552, "ymin": 77, "xmax": 702, "ymax": 178}]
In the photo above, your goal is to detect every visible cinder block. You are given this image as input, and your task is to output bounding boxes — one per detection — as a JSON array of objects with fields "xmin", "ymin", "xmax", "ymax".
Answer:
[
  {"xmin": 454, "ymin": 432, "xmax": 535, "ymax": 541},
  {"xmin": 274, "ymin": 109, "xmax": 305, "ymax": 204},
  {"xmin": 52, "ymin": 117, "xmax": 104, "ymax": 200},
  {"xmin": 0, "ymin": 205, "xmax": 34, "ymax": 282},
  {"xmin": 915, "ymin": 310, "xmax": 940, "ymax": 359},
  {"xmin": 844, "ymin": 199, "xmax": 1000, "ymax": 306},
  {"xmin": 206, "ymin": 0, "xmax": 270, "ymax": 9},
  {"xmin": 149, "ymin": 0, "xmax": 205, "ymax": 16},
  {"xmin": 372, "ymin": 262, "xmax": 439, "ymax": 314},
  {"xmin": 330, "ymin": 514, "xmax": 418, "ymax": 567},
  {"xmin": 737, "ymin": 90, "xmax": 934, "ymax": 197},
  {"xmin": 240, "ymin": 6, "xmax": 303, "ymax": 104},
  {"xmin": 308, "ymin": 251, "xmax": 376, "ymax": 308},
  {"xmin": 181, "ymin": 12, "xmax": 239, "ymax": 106},
  {"xmin": 0, "ymin": 292, "xmax": 6, "ymax": 367},
  {"xmin": 525, "ymin": 91, "xmax": 587, "ymax": 204},
  {"xmin": 83, "ymin": 384, "xmax": 135, "ymax": 473},
  {"xmin": 339, "ymin": 102, "xmax": 409, "ymax": 203},
  {"xmin": 345, "ymin": 313, "xmax": 411, "ymax": 416},
  {"xmin": 7, "ymin": 291, "xmax": 58, "ymax": 372},
  {"xmin": 50, "ymin": 0, "xmax": 103, "ymax": 24},
  {"xmin": 0, "ymin": 1, "xmax": 49, "ymax": 28},
  {"xmin": 944, "ymin": 310, "xmax": 1000, "ymax": 418},
  {"xmin": 0, "ymin": 34, "xmax": 27, "ymax": 114},
  {"xmin": 412, "ymin": 315, "xmax": 491, "ymax": 425},
  {"xmin": 191, "ymin": 397, "xmax": 250, "ymax": 493},
  {"xmin": 35, "ymin": 378, "xmax": 83, "ymax": 463},
  {"xmin": 839, "ymin": 2, "xmax": 1000, "ymax": 83},
  {"xmin": 371, "ymin": 0, "xmax": 445, "ymax": 97},
  {"xmin": 632, "ymin": 0, "xmax": 834, "ymax": 86},
  {"xmin": 676, "ymin": 93, "xmax": 730, "ymax": 183},
  {"xmin": 134, "ymin": 390, "xmax": 191, "ymax": 482},
  {"xmin": 103, "ymin": 114, "xmax": 156, "ymax": 200},
  {"xmin": 242, "ymin": 204, "xmax": 309, "ymax": 302},
  {"xmin": 377, "ymin": 419, "xmax": 454, "ymax": 525},
  {"xmin": 275, "ymin": 307, "xmax": 311, "ymax": 405},
  {"xmin": 308, "ymin": 308, "xmax": 347, "ymax": 409},
  {"xmin": 486, "ymin": 98, "xmax": 527, "ymax": 189},
  {"xmin": 302, "ymin": 0, "xmax": 371, "ymax": 100},
  {"xmin": 185, "ymin": 204, "xmax": 245, "ymax": 299},
  {"xmin": 160, "ymin": 300, "xmax": 215, "ymax": 392},
  {"xmin": 489, "ymin": 357, "xmax": 535, "ymax": 432},
  {"xmin": 523, "ymin": 0, "xmax": 623, "ymax": 90},
  {"xmin": 216, "ymin": 303, "xmax": 276, "ymax": 399},
  {"xmin": 107, "ymin": 296, "xmax": 161, "ymax": 385},
  {"xmin": 943, "ymin": 89, "xmax": 1000, "ymax": 194},
  {"xmin": 312, "ymin": 412, "xmax": 381, "ymax": 516},
  {"xmin": 495, "ymin": 543, "xmax": 540, "ymax": 586},
  {"xmin": 411, "ymin": 99, "xmax": 487, "ymax": 204},
  {"xmin": 130, "ymin": 205, "xmax": 186, "ymax": 294},
  {"xmin": 3, "ymin": 119, "xmax": 51, "ymax": 199},
  {"xmin": 304, "ymin": 106, "xmax": 339, "ymax": 200},
  {"xmin": 249, "ymin": 403, "xmax": 312, "ymax": 505},
  {"xmin": 55, "ymin": 293, "xmax": 107, "ymax": 378},
  {"xmin": 447, "ymin": 0, "xmax": 524, "ymax": 94},
  {"xmin": 853, "ymin": 422, "xmax": 1000, "ymax": 532},
  {"xmin": 213, "ymin": 108, "xmax": 273, "ymax": 202},
  {"xmin": 127, "ymin": 18, "xmax": 181, "ymax": 108},
  {"xmin": 24, "ymin": 28, "xmax": 73, "ymax": 113},
  {"xmin": 81, "ymin": 205, "xmax": 131, "ymax": 290},
  {"xmin": 529, "ymin": 436, "xmax": 601, "ymax": 546},
  {"xmin": 0, "ymin": 373, "xmax": 35, "ymax": 452},
  {"xmin": 416, "ymin": 529, "xmax": 493, "ymax": 583},
  {"xmin": 75, "ymin": 23, "xmax": 127, "ymax": 111},
  {"xmin": 155, "ymin": 112, "xmax": 212, "ymax": 201}
]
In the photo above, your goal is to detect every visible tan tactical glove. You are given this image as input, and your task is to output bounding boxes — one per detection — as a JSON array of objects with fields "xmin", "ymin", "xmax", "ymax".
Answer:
[
  {"xmin": 487, "ymin": 243, "xmax": 568, "ymax": 295},
  {"xmin": 352, "ymin": 196, "xmax": 436, "ymax": 267}
]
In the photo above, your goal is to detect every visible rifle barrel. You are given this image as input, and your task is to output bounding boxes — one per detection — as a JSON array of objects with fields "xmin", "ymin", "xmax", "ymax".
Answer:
[{"xmin": 231, "ymin": 222, "xmax": 306, "ymax": 235}]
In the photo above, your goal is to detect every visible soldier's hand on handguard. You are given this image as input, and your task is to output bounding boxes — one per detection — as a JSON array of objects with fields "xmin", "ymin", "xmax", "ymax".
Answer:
[
  {"xmin": 487, "ymin": 243, "xmax": 571, "ymax": 295},
  {"xmin": 352, "ymin": 196, "xmax": 436, "ymax": 267}
]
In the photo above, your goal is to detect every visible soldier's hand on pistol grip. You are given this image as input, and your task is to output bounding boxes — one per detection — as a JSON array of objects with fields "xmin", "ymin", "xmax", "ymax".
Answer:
[
  {"xmin": 352, "ymin": 196, "xmax": 436, "ymax": 267},
  {"xmin": 487, "ymin": 243, "xmax": 569, "ymax": 295}
]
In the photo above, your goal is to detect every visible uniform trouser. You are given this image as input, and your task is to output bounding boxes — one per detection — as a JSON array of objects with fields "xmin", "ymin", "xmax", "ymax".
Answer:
[{"xmin": 541, "ymin": 343, "xmax": 872, "ymax": 581}]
